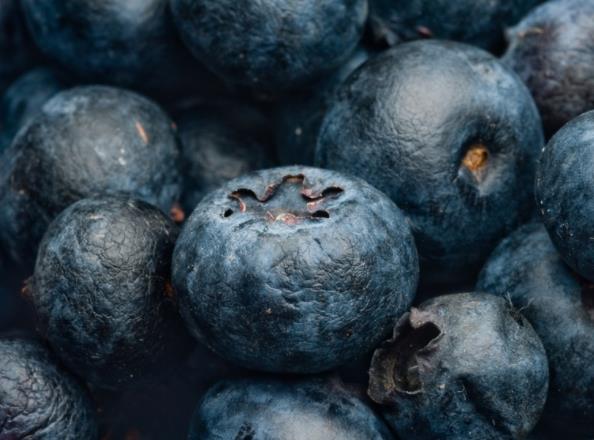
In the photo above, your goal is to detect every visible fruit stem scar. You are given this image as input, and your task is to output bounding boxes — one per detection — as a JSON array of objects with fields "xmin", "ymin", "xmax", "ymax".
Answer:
[
  {"xmin": 135, "ymin": 121, "xmax": 149, "ymax": 144},
  {"xmin": 462, "ymin": 144, "xmax": 489, "ymax": 173}
]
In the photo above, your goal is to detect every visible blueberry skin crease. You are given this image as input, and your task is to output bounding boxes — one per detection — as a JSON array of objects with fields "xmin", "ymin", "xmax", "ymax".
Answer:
[
  {"xmin": 0, "ymin": 85, "xmax": 181, "ymax": 271},
  {"xmin": 0, "ymin": 67, "xmax": 68, "ymax": 151},
  {"xmin": 0, "ymin": 336, "xmax": 99, "ymax": 439},
  {"xmin": 316, "ymin": 40, "xmax": 544, "ymax": 286},
  {"xmin": 503, "ymin": 0, "xmax": 594, "ymax": 138},
  {"xmin": 477, "ymin": 223, "xmax": 594, "ymax": 436},
  {"xmin": 20, "ymin": 0, "xmax": 217, "ymax": 99},
  {"xmin": 535, "ymin": 111, "xmax": 594, "ymax": 281},
  {"xmin": 170, "ymin": 0, "xmax": 368, "ymax": 94},
  {"xmin": 177, "ymin": 102, "xmax": 273, "ymax": 213},
  {"xmin": 31, "ymin": 196, "xmax": 186, "ymax": 390},
  {"xmin": 189, "ymin": 376, "xmax": 394, "ymax": 440},
  {"xmin": 368, "ymin": 292, "xmax": 549, "ymax": 440},
  {"xmin": 0, "ymin": 0, "xmax": 39, "ymax": 92},
  {"xmin": 369, "ymin": 0, "xmax": 543, "ymax": 51},
  {"xmin": 173, "ymin": 166, "xmax": 419, "ymax": 373}
]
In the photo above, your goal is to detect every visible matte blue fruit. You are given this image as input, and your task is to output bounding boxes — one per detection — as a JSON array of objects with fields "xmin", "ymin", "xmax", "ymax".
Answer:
[
  {"xmin": 0, "ymin": 85, "xmax": 182, "ymax": 271},
  {"xmin": 369, "ymin": 292, "xmax": 549, "ymax": 440},
  {"xmin": 170, "ymin": 0, "xmax": 369, "ymax": 94},
  {"xmin": 0, "ymin": 335, "xmax": 99, "ymax": 439},
  {"xmin": 477, "ymin": 223, "xmax": 594, "ymax": 437},
  {"xmin": 173, "ymin": 166, "xmax": 419, "ymax": 373},
  {"xmin": 317, "ymin": 40, "xmax": 544, "ymax": 286},
  {"xmin": 503, "ymin": 0, "xmax": 594, "ymax": 138},
  {"xmin": 189, "ymin": 376, "xmax": 394, "ymax": 439}
]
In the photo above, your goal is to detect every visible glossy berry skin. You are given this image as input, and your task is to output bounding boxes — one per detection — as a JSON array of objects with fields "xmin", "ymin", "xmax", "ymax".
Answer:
[
  {"xmin": 177, "ymin": 101, "xmax": 273, "ymax": 213},
  {"xmin": 0, "ymin": 67, "xmax": 68, "ymax": 151},
  {"xmin": 0, "ymin": 85, "xmax": 181, "ymax": 271},
  {"xmin": 276, "ymin": 46, "xmax": 371, "ymax": 166},
  {"xmin": 368, "ymin": 292, "xmax": 549, "ymax": 440},
  {"xmin": 477, "ymin": 223, "xmax": 594, "ymax": 437},
  {"xmin": 536, "ymin": 111, "xmax": 594, "ymax": 281},
  {"xmin": 503, "ymin": 0, "xmax": 594, "ymax": 138},
  {"xmin": 189, "ymin": 377, "xmax": 394, "ymax": 439},
  {"xmin": 0, "ymin": 0, "xmax": 39, "ymax": 92},
  {"xmin": 0, "ymin": 336, "xmax": 98, "ymax": 439},
  {"xmin": 369, "ymin": 0, "xmax": 542, "ymax": 50},
  {"xmin": 20, "ymin": 0, "xmax": 216, "ymax": 98},
  {"xmin": 173, "ymin": 166, "xmax": 419, "ymax": 373},
  {"xmin": 170, "ymin": 0, "xmax": 368, "ymax": 94},
  {"xmin": 31, "ymin": 196, "xmax": 187, "ymax": 390},
  {"xmin": 317, "ymin": 40, "xmax": 543, "ymax": 286}
]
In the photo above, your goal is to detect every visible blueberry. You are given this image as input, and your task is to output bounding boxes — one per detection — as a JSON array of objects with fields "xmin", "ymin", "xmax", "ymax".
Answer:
[
  {"xmin": 316, "ymin": 40, "xmax": 544, "ymax": 286},
  {"xmin": 276, "ymin": 46, "xmax": 372, "ymax": 166},
  {"xmin": 0, "ymin": 66, "xmax": 69, "ymax": 151},
  {"xmin": 503, "ymin": 0, "xmax": 594, "ymax": 138},
  {"xmin": 0, "ymin": 335, "xmax": 99, "ymax": 439},
  {"xmin": 30, "ymin": 195, "xmax": 189, "ymax": 390},
  {"xmin": 0, "ymin": 0, "xmax": 39, "ymax": 92},
  {"xmin": 368, "ymin": 0, "xmax": 542, "ymax": 51},
  {"xmin": 0, "ymin": 85, "xmax": 182, "ymax": 271},
  {"xmin": 20, "ymin": 0, "xmax": 219, "ymax": 99},
  {"xmin": 368, "ymin": 292, "xmax": 549, "ymax": 440},
  {"xmin": 189, "ymin": 376, "xmax": 394, "ymax": 439},
  {"xmin": 477, "ymin": 223, "xmax": 594, "ymax": 436},
  {"xmin": 535, "ymin": 111, "xmax": 594, "ymax": 281},
  {"xmin": 169, "ymin": 0, "xmax": 369, "ymax": 95},
  {"xmin": 173, "ymin": 166, "xmax": 418, "ymax": 373},
  {"xmin": 176, "ymin": 101, "xmax": 274, "ymax": 213}
]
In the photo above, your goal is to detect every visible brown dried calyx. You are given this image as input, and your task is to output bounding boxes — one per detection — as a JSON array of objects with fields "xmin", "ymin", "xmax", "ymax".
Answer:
[
  {"xmin": 226, "ymin": 174, "xmax": 343, "ymax": 224},
  {"xmin": 368, "ymin": 310, "xmax": 442, "ymax": 403},
  {"xmin": 462, "ymin": 144, "xmax": 489, "ymax": 174}
]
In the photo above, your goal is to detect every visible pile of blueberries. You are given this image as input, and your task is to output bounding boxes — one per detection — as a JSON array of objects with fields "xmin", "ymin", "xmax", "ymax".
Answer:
[{"xmin": 1, "ymin": 0, "xmax": 594, "ymax": 439}]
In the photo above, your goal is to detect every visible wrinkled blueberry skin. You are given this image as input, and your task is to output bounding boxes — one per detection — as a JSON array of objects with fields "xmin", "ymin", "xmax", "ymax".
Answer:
[
  {"xmin": 177, "ymin": 102, "xmax": 273, "ymax": 213},
  {"xmin": 535, "ymin": 111, "xmax": 594, "ymax": 281},
  {"xmin": 20, "ymin": 0, "xmax": 218, "ymax": 99},
  {"xmin": 369, "ymin": 0, "xmax": 542, "ymax": 51},
  {"xmin": 173, "ymin": 166, "xmax": 419, "ymax": 373},
  {"xmin": 0, "ymin": 0, "xmax": 39, "ymax": 93},
  {"xmin": 0, "ymin": 85, "xmax": 181, "ymax": 271},
  {"xmin": 0, "ymin": 67, "xmax": 69, "ymax": 151},
  {"xmin": 477, "ymin": 223, "xmax": 594, "ymax": 436},
  {"xmin": 170, "ymin": 0, "xmax": 368, "ymax": 94},
  {"xmin": 368, "ymin": 292, "xmax": 549, "ymax": 440},
  {"xmin": 276, "ymin": 46, "xmax": 371, "ymax": 166},
  {"xmin": 0, "ymin": 336, "xmax": 99, "ymax": 439},
  {"xmin": 317, "ymin": 40, "xmax": 543, "ymax": 286},
  {"xmin": 31, "ymin": 196, "xmax": 188, "ymax": 390},
  {"xmin": 189, "ymin": 376, "xmax": 394, "ymax": 439},
  {"xmin": 503, "ymin": 0, "xmax": 594, "ymax": 138}
]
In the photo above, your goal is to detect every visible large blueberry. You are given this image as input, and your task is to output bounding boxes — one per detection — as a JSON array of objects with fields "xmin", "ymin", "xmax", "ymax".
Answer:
[
  {"xmin": 503, "ymin": 0, "xmax": 594, "ymax": 138},
  {"xmin": 0, "ymin": 0, "xmax": 39, "ymax": 92},
  {"xmin": 0, "ymin": 335, "xmax": 99, "ymax": 439},
  {"xmin": 20, "ymin": 0, "xmax": 218, "ymax": 98},
  {"xmin": 173, "ymin": 166, "xmax": 419, "ymax": 373},
  {"xmin": 316, "ymin": 40, "xmax": 544, "ymax": 286},
  {"xmin": 30, "ymin": 195, "xmax": 189, "ymax": 390},
  {"xmin": 368, "ymin": 0, "xmax": 543, "ymax": 51},
  {"xmin": 0, "ymin": 85, "xmax": 182, "ymax": 271},
  {"xmin": 176, "ymin": 100, "xmax": 274, "ymax": 213},
  {"xmin": 535, "ymin": 111, "xmax": 594, "ymax": 281},
  {"xmin": 368, "ymin": 292, "xmax": 549, "ymax": 440},
  {"xmin": 275, "ymin": 46, "xmax": 371, "ymax": 166},
  {"xmin": 477, "ymin": 223, "xmax": 594, "ymax": 436},
  {"xmin": 170, "ymin": 0, "xmax": 368, "ymax": 94},
  {"xmin": 0, "ymin": 66, "xmax": 69, "ymax": 151},
  {"xmin": 189, "ymin": 376, "xmax": 394, "ymax": 439}
]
